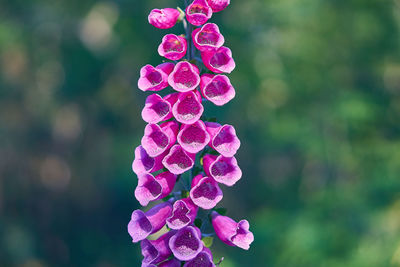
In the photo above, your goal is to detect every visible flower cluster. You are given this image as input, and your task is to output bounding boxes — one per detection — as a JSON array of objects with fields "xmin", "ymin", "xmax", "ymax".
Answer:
[{"xmin": 129, "ymin": 1, "xmax": 254, "ymax": 266}]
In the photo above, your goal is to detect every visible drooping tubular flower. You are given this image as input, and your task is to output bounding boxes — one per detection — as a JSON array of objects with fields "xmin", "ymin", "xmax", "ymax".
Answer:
[
  {"xmin": 158, "ymin": 34, "xmax": 187, "ymax": 60},
  {"xmin": 189, "ymin": 174, "xmax": 223, "ymax": 209},
  {"xmin": 138, "ymin": 63, "xmax": 174, "ymax": 92},
  {"xmin": 211, "ymin": 211, "xmax": 254, "ymax": 250},
  {"xmin": 200, "ymin": 73, "xmax": 235, "ymax": 106},
  {"xmin": 168, "ymin": 61, "xmax": 200, "ymax": 92},
  {"xmin": 201, "ymin": 46, "xmax": 236, "ymax": 73},
  {"xmin": 167, "ymin": 197, "xmax": 198, "ymax": 230},
  {"xmin": 205, "ymin": 122, "xmax": 241, "ymax": 157},
  {"xmin": 131, "ymin": 1, "xmax": 254, "ymax": 265},
  {"xmin": 128, "ymin": 201, "xmax": 172, "ymax": 242},
  {"xmin": 202, "ymin": 154, "xmax": 242, "ymax": 186},
  {"xmin": 169, "ymin": 226, "xmax": 204, "ymax": 261},
  {"xmin": 186, "ymin": 0, "xmax": 213, "ymax": 26},
  {"xmin": 148, "ymin": 8, "xmax": 181, "ymax": 29},
  {"xmin": 172, "ymin": 90, "xmax": 204, "ymax": 124},
  {"xmin": 192, "ymin": 23, "xmax": 225, "ymax": 52}
]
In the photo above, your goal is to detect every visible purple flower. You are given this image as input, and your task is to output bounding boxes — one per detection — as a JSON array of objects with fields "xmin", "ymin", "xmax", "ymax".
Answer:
[
  {"xmin": 206, "ymin": 0, "xmax": 230, "ymax": 13},
  {"xmin": 134, "ymin": 171, "xmax": 177, "ymax": 206},
  {"xmin": 169, "ymin": 226, "xmax": 203, "ymax": 261},
  {"xmin": 168, "ymin": 61, "xmax": 200, "ymax": 93},
  {"xmin": 128, "ymin": 201, "xmax": 172, "ymax": 242},
  {"xmin": 192, "ymin": 23, "xmax": 224, "ymax": 52},
  {"xmin": 183, "ymin": 247, "xmax": 215, "ymax": 267},
  {"xmin": 132, "ymin": 145, "xmax": 165, "ymax": 175},
  {"xmin": 186, "ymin": 0, "xmax": 213, "ymax": 26},
  {"xmin": 140, "ymin": 230, "xmax": 175, "ymax": 266},
  {"xmin": 167, "ymin": 197, "xmax": 198, "ymax": 230},
  {"xmin": 177, "ymin": 120, "xmax": 211, "ymax": 154},
  {"xmin": 138, "ymin": 63, "xmax": 174, "ymax": 92},
  {"xmin": 202, "ymin": 154, "xmax": 242, "ymax": 186},
  {"xmin": 189, "ymin": 174, "xmax": 223, "ymax": 209},
  {"xmin": 172, "ymin": 91, "xmax": 204, "ymax": 124},
  {"xmin": 158, "ymin": 34, "xmax": 187, "ymax": 61},
  {"xmin": 200, "ymin": 74, "xmax": 235, "ymax": 106},
  {"xmin": 141, "ymin": 94, "xmax": 173, "ymax": 124},
  {"xmin": 162, "ymin": 144, "xmax": 196, "ymax": 175},
  {"xmin": 205, "ymin": 122, "xmax": 240, "ymax": 157},
  {"xmin": 211, "ymin": 211, "xmax": 254, "ymax": 250},
  {"xmin": 141, "ymin": 121, "xmax": 179, "ymax": 157},
  {"xmin": 148, "ymin": 8, "xmax": 181, "ymax": 29},
  {"xmin": 201, "ymin": 46, "xmax": 235, "ymax": 74}
]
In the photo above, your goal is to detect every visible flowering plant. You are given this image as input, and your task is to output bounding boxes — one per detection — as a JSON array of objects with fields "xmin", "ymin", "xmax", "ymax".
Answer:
[{"xmin": 129, "ymin": 1, "xmax": 254, "ymax": 265}]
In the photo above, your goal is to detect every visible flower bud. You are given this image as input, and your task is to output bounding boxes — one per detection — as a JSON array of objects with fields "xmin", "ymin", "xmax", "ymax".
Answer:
[{"xmin": 148, "ymin": 8, "xmax": 180, "ymax": 29}]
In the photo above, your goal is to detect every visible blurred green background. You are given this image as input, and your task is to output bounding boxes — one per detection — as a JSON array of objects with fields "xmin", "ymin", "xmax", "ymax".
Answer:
[{"xmin": 1, "ymin": 0, "xmax": 400, "ymax": 266}]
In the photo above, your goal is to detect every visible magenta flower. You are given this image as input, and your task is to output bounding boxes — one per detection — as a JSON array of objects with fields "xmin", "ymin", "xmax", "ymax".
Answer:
[
  {"xmin": 205, "ymin": 122, "xmax": 240, "ymax": 157},
  {"xmin": 148, "ymin": 8, "xmax": 181, "ymax": 29},
  {"xmin": 132, "ymin": 145, "xmax": 165, "ymax": 175},
  {"xmin": 201, "ymin": 46, "xmax": 235, "ymax": 74},
  {"xmin": 138, "ymin": 63, "xmax": 174, "ymax": 92},
  {"xmin": 192, "ymin": 23, "xmax": 224, "ymax": 52},
  {"xmin": 141, "ymin": 121, "xmax": 179, "ymax": 157},
  {"xmin": 211, "ymin": 211, "xmax": 254, "ymax": 250},
  {"xmin": 140, "ymin": 230, "xmax": 175, "ymax": 266},
  {"xmin": 158, "ymin": 34, "xmax": 187, "ymax": 61},
  {"xmin": 183, "ymin": 247, "xmax": 215, "ymax": 267},
  {"xmin": 168, "ymin": 61, "xmax": 200, "ymax": 93},
  {"xmin": 169, "ymin": 226, "xmax": 203, "ymax": 261},
  {"xmin": 141, "ymin": 94, "xmax": 173, "ymax": 124},
  {"xmin": 186, "ymin": 0, "xmax": 213, "ymax": 26},
  {"xmin": 132, "ymin": 1, "xmax": 253, "ymax": 264},
  {"xmin": 134, "ymin": 171, "xmax": 177, "ymax": 206},
  {"xmin": 177, "ymin": 120, "xmax": 211, "ymax": 154},
  {"xmin": 200, "ymin": 74, "xmax": 235, "ymax": 106},
  {"xmin": 127, "ymin": 201, "xmax": 172, "ymax": 242},
  {"xmin": 172, "ymin": 91, "xmax": 204, "ymax": 124},
  {"xmin": 190, "ymin": 174, "xmax": 223, "ymax": 209},
  {"xmin": 202, "ymin": 154, "xmax": 242, "ymax": 186},
  {"xmin": 206, "ymin": 0, "xmax": 230, "ymax": 12},
  {"xmin": 162, "ymin": 144, "xmax": 196, "ymax": 175},
  {"xmin": 167, "ymin": 197, "xmax": 198, "ymax": 230}
]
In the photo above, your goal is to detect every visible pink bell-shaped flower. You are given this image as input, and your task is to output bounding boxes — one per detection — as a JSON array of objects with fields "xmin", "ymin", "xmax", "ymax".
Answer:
[
  {"xmin": 192, "ymin": 23, "xmax": 224, "ymax": 52},
  {"xmin": 134, "ymin": 171, "xmax": 177, "ymax": 206},
  {"xmin": 158, "ymin": 34, "xmax": 187, "ymax": 61},
  {"xmin": 168, "ymin": 226, "xmax": 203, "ymax": 261},
  {"xmin": 211, "ymin": 211, "xmax": 254, "ymax": 250},
  {"xmin": 189, "ymin": 174, "xmax": 223, "ymax": 209},
  {"xmin": 202, "ymin": 154, "xmax": 242, "ymax": 186},
  {"xmin": 138, "ymin": 63, "xmax": 174, "ymax": 92},
  {"xmin": 201, "ymin": 46, "xmax": 235, "ymax": 74},
  {"xmin": 141, "ymin": 121, "xmax": 179, "ymax": 157},
  {"xmin": 168, "ymin": 61, "xmax": 200, "ymax": 93},
  {"xmin": 167, "ymin": 198, "xmax": 199, "ymax": 230},
  {"xmin": 200, "ymin": 74, "xmax": 235, "ymax": 106},
  {"xmin": 172, "ymin": 91, "xmax": 204, "ymax": 124},
  {"xmin": 205, "ymin": 122, "xmax": 240, "ymax": 157},
  {"xmin": 127, "ymin": 201, "xmax": 172, "ymax": 242},
  {"xmin": 162, "ymin": 144, "xmax": 196, "ymax": 175},
  {"xmin": 186, "ymin": 0, "xmax": 213, "ymax": 26},
  {"xmin": 177, "ymin": 120, "xmax": 210, "ymax": 154},
  {"xmin": 148, "ymin": 8, "xmax": 181, "ymax": 29},
  {"xmin": 132, "ymin": 145, "xmax": 165, "ymax": 175},
  {"xmin": 141, "ymin": 94, "xmax": 173, "ymax": 124}
]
